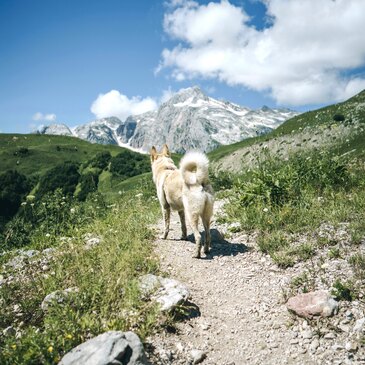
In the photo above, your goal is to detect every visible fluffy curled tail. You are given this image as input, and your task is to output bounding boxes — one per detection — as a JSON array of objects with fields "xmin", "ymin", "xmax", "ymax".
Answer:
[{"xmin": 180, "ymin": 151, "xmax": 210, "ymax": 186}]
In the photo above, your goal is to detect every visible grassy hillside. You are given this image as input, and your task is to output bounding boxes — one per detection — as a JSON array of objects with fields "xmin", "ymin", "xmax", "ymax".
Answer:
[
  {"xmin": 0, "ymin": 134, "xmax": 126, "ymax": 178},
  {"xmin": 209, "ymin": 89, "xmax": 365, "ymax": 163}
]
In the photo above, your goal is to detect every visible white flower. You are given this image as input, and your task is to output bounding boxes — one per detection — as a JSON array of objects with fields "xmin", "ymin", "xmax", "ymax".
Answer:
[
  {"xmin": 21, "ymin": 202, "xmax": 27, "ymax": 206},
  {"xmin": 263, "ymin": 208, "xmax": 269, "ymax": 213},
  {"xmin": 45, "ymin": 233, "xmax": 50, "ymax": 237},
  {"xmin": 70, "ymin": 208, "xmax": 75, "ymax": 214}
]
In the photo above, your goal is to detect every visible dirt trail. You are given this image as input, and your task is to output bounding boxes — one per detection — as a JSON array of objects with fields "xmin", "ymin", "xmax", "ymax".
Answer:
[{"xmin": 146, "ymin": 201, "xmax": 314, "ymax": 365}]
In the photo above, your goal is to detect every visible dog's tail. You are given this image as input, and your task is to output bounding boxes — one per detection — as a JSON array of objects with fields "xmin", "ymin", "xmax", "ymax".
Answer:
[{"xmin": 180, "ymin": 151, "xmax": 210, "ymax": 186}]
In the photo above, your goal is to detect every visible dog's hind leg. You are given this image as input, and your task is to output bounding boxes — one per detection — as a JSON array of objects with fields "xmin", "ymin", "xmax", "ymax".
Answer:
[
  {"xmin": 178, "ymin": 210, "xmax": 187, "ymax": 240},
  {"xmin": 161, "ymin": 206, "xmax": 171, "ymax": 239},
  {"xmin": 202, "ymin": 201, "xmax": 213, "ymax": 254},
  {"xmin": 188, "ymin": 212, "xmax": 202, "ymax": 258}
]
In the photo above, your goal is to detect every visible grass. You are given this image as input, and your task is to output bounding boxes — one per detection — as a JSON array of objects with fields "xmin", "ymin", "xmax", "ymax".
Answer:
[
  {"xmin": 0, "ymin": 134, "xmax": 126, "ymax": 179},
  {"xmin": 208, "ymin": 89, "xmax": 365, "ymax": 162},
  {"xmin": 0, "ymin": 187, "xmax": 161, "ymax": 364},
  {"xmin": 217, "ymin": 149, "xmax": 365, "ymax": 268}
]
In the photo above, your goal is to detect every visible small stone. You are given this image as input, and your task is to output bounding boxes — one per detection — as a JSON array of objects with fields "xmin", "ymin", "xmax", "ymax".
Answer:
[
  {"xmin": 324, "ymin": 332, "xmax": 336, "ymax": 340},
  {"xmin": 302, "ymin": 330, "xmax": 313, "ymax": 339},
  {"xmin": 345, "ymin": 341, "xmax": 358, "ymax": 353},
  {"xmin": 310, "ymin": 339, "xmax": 320, "ymax": 352},
  {"xmin": 339, "ymin": 324, "xmax": 350, "ymax": 333},
  {"xmin": 190, "ymin": 349, "xmax": 207, "ymax": 364},
  {"xmin": 290, "ymin": 339, "xmax": 299, "ymax": 345},
  {"xmin": 353, "ymin": 318, "xmax": 365, "ymax": 333}
]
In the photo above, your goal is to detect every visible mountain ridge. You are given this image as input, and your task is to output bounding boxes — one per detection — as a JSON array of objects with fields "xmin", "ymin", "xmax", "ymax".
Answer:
[{"xmin": 38, "ymin": 87, "xmax": 299, "ymax": 153}]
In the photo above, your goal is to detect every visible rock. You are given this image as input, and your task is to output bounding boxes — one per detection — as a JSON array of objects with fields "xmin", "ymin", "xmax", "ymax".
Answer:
[
  {"xmin": 353, "ymin": 318, "xmax": 365, "ymax": 333},
  {"xmin": 41, "ymin": 287, "xmax": 79, "ymax": 312},
  {"xmin": 286, "ymin": 290, "xmax": 339, "ymax": 318},
  {"xmin": 324, "ymin": 332, "xmax": 336, "ymax": 340},
  {"xmin": 139, "ymin": 274, "xmax": 190, "ymax": 312},
  {"xmin": 345, "ymin": 341, "xmax": 358, "ymax": 353},
  {"xmin": 310, "ymin": 339, "xmax": 320, "ymax": 353},
  {"xmin": 3, "ymin": 326, "xmax": 16, "ymax": 337},
  {"xmin": 190, "ymin": 349, "xmax": 207, "ymax": 364},
  {"xmin": 302, "ymin": 330, "xmax": 313, "ymax": 339},
  {"xmin": 58, "ymin": 331, "xmax": 150, "ymax": 365},
  {"xmin": 85, "ymin": 237, "xmax": 101, "ymax": 250}
]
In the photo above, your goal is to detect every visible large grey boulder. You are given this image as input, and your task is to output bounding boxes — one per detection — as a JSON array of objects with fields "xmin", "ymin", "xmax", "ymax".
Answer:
[
  {"xmin": 139, "ymin": 274, "xmax": 190, "ymax": 312},
  {"xmin": 286, "ymin": 290, "xmax": 339, "ymax": 318},
  {"xmin": 58, "ymin": 331, "xmax": 150, "ymax": 365}
]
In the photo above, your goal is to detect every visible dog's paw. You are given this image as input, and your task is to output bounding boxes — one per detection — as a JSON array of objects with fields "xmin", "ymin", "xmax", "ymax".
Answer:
[{"xmin": 203, "ymin": 247, "xmax": 210, "ymax": 254}]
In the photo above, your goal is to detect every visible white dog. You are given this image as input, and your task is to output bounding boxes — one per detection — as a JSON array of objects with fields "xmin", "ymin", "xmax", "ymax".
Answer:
[{"xmin": 150, "ymin": 144, "xmax": 214, "ymax": 258}]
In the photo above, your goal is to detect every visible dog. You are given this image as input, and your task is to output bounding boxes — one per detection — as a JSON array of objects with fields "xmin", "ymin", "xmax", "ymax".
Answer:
[{"xmin": 150, "ymin": 144, "xmax": 214, "ymax": 258}]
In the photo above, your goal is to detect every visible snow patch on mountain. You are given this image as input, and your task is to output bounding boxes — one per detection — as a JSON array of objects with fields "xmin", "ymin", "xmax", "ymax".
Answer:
[{"xmin": 37, "ymin": 87, "xmax": 299, "ymax": 153}]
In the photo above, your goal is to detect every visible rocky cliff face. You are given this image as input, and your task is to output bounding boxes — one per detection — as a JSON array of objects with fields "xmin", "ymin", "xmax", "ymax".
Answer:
[{"xmin": 38, "ymin": 87, "xmax": 298, "ymax": 153}]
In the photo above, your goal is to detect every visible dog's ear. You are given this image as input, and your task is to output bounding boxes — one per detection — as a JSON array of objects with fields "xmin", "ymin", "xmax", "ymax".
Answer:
[
  {"xmin": 162, "ymin": 144, "xmax": 170, "ymax": 157},
  {"xmin": 150, "ymin": 146, "xmax": 157, "ymax": 162}
]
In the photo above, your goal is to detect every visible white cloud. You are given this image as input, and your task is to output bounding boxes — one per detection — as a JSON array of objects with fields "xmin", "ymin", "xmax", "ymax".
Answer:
[
  {"xmin": 90, "ymin": 90, "xmax": 158, "ymax": 121},
  {"xmin": 32, "ymin": 112, "xmax": 56, "ymax": 122},
  {"xmin": 159, "ymin": 0, "xmax": 365, "ymax": 106}
]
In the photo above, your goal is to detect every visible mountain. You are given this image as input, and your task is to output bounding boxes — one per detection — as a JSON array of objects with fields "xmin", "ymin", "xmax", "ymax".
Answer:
[
  {"xmin": 38, "ymin": 87, "xmax": 298, "ymax": 153},
  {"xmin": 38, "ymin": 123, "xmax": 73, "ymax": 136},
  {"xmin": 210, "ymin": 89, "xmax": 365, "ymax": 171}
]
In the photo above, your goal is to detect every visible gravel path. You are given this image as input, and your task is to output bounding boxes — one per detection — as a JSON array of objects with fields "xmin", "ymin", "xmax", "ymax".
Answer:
[
  {"xmin": 145, "ymin": 201, "xmax": 316, "ymax": 365},
  {"xmin": 146, "ymin": 201, "xmax": 365, "ymax": 364}
]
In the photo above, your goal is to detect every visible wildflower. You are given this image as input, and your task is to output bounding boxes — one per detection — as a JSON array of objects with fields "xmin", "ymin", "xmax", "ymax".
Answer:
[
  {"xmin": 263, "ymin": 208, "xmax": 269, "ymax": 213},
  {"xmin": 30, "ymin": 203, "xmax": 34, "ymax": 207},
  {"xmin": 70, "ymin": 208, "xmax": 75, "ymax": 214},
  {"xmin": 26, "ymin": 195, "xmax": 35, "ymax": 201},
  {"xmin": 65, "ymin": 334, "xmax": 73, "ymax": 340},
  {"xmin": 21, "ymin": 202, "xmax": 27, "ymax": 206},
  {"xmin": 11, "ymin": 344, "xmax": 16, "ymax": 350},
  {"xmin": 48, "ymin": 346, "xmax": 53, "ymax": 353},
  {"xmin": 45, "ymin": 233, "xmax": 50, "ymax": 237},
  {"xmin": 118, "ymin": 191, "xmax": 122, "ymax": 195}
]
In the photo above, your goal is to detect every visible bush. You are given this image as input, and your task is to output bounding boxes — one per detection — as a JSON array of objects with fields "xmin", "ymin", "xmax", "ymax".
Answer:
[
  {"xmin": 89, "ymin": 151, "xmax": 111, "ymax": 170},
  {"xmin": 77, "ymin": 171, "xmax": 99, "ymax": 201},
  {"xmin": 2, "ymin": 189, "xmax": 107, "ymax": 250},
  {"xmin": 0, "ymin": 170, "xmax": 30, "ymax": 218},
  {"xmin": 110, "ymin": 151, "xmax": 150, "ymax": 179},
  {"xmin": 37, "ymin": 162, "xmax": 80, "ymax": 197},
  {"xmin": 333, "ymin": 114, "xmax": 345, "ymax": 122}
]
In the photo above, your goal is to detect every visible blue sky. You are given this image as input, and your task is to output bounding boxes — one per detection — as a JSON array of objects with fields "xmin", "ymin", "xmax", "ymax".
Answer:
[{"xmin": 1, "ymin": 0, "xmax": 365, "ymax": 133}]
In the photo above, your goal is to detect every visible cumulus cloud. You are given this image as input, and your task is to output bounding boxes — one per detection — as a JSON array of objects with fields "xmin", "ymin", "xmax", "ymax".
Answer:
[
  {"xmin": 32, "ymin": 112, "xmax": 56, "ymax": 122},
  {"xmin": 91, "ymin": 90, "xmax": 158, "ymax": 121},
  {"xmin": 159, "ymin": 0, "xmax": 365, "ymax": 105}
]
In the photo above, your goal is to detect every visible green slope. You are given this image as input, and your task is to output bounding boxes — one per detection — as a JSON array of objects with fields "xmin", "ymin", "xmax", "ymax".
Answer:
[
  {"xmin": 209, "ymin": 89, "xmax": 365, "ymax": 163},
  {"xmin": 0, "ymin": 134, "xmax": 125, "ymax": 178}
]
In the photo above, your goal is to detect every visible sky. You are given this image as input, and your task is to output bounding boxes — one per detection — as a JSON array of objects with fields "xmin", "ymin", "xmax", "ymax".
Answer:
[{"xmin": 1, "ymin": 0, "xmax": 365, "ymax": 133}]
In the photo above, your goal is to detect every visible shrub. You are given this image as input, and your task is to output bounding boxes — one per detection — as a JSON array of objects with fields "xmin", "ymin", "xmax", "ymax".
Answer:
[
  {"xmin": 89, "ymin": 151, "xmax": 111, "ymax": 170},
  {"xmin": 37, "ymin": 162, "xmax": 80, "ymax": 197},
  {"xmin": 333, "ymin": 114, "xmax": 345, "ymax": 122},
  {"xmin": 0, "ymin": 170, "xmax": 30, "ymax": 218},
  {"xmin": 110, "ymin": 151, "xmax": 150, "ymax": 179},
  {"xmin": 77, "ymin": 171, "xmax": 99, "ymax": 201}
]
